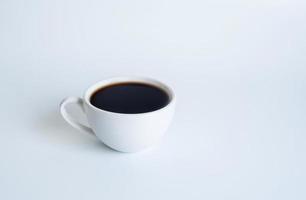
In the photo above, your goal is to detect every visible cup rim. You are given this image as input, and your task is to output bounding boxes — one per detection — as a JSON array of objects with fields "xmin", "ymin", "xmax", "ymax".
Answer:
[{"xmin": 84, "ymin": 76, "xmax": 175, "ymax": 115}]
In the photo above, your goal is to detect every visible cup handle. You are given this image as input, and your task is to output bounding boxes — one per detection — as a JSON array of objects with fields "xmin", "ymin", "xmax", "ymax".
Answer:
[{"xmin": 60, "ymin": 97, "xmax": 94, "ymax": 135}]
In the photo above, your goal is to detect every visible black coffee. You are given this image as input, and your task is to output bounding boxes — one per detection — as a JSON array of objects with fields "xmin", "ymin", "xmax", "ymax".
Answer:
[{"xmin": 90, "ymin": 82, "xmax": 170, "ymax": 114}]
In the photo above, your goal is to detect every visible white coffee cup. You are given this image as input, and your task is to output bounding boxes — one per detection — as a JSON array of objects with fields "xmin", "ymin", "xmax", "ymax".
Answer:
[{"xmin": 60, "ymin": 77, "xmax": 176, "ymax": 152}]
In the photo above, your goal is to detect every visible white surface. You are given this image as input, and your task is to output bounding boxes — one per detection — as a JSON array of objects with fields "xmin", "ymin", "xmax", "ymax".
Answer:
[{"xmin": 1, "ymin": 0, "xmax": 305, "ymax": 199}]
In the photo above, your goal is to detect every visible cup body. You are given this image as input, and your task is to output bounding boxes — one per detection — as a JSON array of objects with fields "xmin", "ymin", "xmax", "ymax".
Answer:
[{"xmin": 83, "ymin": 77, "xmax": 175, "ymax": 152}]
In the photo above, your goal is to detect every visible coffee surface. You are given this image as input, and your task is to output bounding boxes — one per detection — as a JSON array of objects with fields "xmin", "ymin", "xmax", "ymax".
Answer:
[{"xmin": 90, "ymin": 82, "xmax": 170, "ymax": 114}]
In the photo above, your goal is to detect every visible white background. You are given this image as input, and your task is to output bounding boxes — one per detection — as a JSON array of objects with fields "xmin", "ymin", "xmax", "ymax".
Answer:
[{"xmin": 1, "ymin": 0, "xmax": 305, "ymax": 199}]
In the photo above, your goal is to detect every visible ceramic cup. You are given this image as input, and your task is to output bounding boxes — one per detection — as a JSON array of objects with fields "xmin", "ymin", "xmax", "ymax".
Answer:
[{"xmin": 60, "ymin": 77, "xmax": 176, "ymax": 152}]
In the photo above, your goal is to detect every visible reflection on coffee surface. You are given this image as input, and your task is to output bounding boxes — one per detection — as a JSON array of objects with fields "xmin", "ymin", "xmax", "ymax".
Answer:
[{"xmin": 90, "ymin": 82, "xmax": 170, "ymax": 114}]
